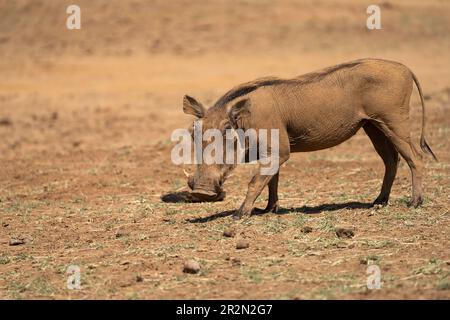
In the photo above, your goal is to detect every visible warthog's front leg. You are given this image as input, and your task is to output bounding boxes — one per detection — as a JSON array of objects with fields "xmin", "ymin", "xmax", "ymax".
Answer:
[
  {"xmin": 233, "ymin": 171, "xmax": 275, "ymax": 220},
  {"xmin": 233, "ymin": 126, "xmax": 290, "ymax": 219},
  {"xmin": 233, "ymin": 156, "xmax": 287, "ymax": 220},
  {"xmin": 252, "ymin": 172, "xmax": 279, "ymax": 214}
]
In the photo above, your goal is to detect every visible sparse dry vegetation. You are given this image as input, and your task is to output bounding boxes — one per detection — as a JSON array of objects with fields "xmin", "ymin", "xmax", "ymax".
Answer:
[{"xmin": 0, "ymin": 0, "xmax": 449, "ymax": 299}]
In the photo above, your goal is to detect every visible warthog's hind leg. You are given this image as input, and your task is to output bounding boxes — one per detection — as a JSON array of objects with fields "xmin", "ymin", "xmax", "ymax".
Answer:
[
  {"xmin": 363, "ymin": 122, "xmax": 399, "ymax": 206},
  {"xmin": 373, "ymin": 120, "xmax": 424, "ymax": 207}
]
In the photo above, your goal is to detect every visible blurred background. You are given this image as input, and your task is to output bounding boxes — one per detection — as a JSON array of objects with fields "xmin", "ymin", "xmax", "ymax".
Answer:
[{"xmin": 0, "ymin": 0, "xmax": 449, "ymax": 157}]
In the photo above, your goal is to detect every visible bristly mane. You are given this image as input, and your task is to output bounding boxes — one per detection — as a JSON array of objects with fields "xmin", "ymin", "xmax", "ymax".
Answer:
[
  {"xmin": 212, "ymin": 61, "xmax": 363, "ymax": 109},
  {"xmin": 212, "ymin": 77, "xmax": 288, "ymax": 109}
]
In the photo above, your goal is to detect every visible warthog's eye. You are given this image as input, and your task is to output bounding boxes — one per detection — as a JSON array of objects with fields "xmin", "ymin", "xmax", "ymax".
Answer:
[
  {"xmin": 221, "ymin": 120, "xmax": 232, "ymax": 135},
  {"xmin": 188, "ymin": 123, "xmax": 195, "ymax": 140}
]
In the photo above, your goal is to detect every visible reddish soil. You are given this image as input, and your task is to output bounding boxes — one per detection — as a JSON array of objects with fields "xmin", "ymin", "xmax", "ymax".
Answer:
[{"xmin": 0, "ymin": 0, "xmax": 449, "ymax": 299}]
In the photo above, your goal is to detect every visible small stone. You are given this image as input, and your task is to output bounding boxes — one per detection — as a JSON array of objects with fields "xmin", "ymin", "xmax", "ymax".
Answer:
[
  {"xmin": 335, "ymin": 227, "xmax": 355, "ymax": 239},
  {"xmin": 115, "ymin": 232, "xmax": 128, "ymax": 239},
  {"xmin": 301, "ymin": 226, "xmax": 313, "ymax": 233},
  {"xmin": 0, "ymin": 117, "xmax": 12, "ymax": 126},
  {"xmin": 119, "ymin": 281, "xmax": 132, "ymax": 288},
  {"xmin": 336, "ymin": 242, "xmax": 348, "ymax": 248},
  {"xmin": 223, "ymin": 228, "xmax": 236, "ymax": 238},
  {"xmin": 380, "ymin": 1, "xmax": 394, "ymax": 10},
  {"xmin": 231, "ymin": 258, "xmax": 241, "ymax": 266},
  {"xmin": 236, "ymin": 240, "xmax": 249, "ymax": 250},
  {"xmin": 183, "ymin": 259, "xmax": 200, "ymax": 274},
  {"xmin": 135, "ymin": 275, "xmax": 144, "ymax": 282},
  {"xmin": 9, "ymin": 238, "xmax": 25, "ymax": 246}
]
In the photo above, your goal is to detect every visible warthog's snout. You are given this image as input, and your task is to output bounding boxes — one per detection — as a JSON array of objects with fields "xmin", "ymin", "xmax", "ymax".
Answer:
[
  {"xmin": 187, "ymin": 174, "xmax": 225, "ymax": 202},
  {"xmin": 190, "ymin": 188, "xmax": 218, "ymax": 201},
  {"xmin": 190, "ymin": 188, "xmax": 226, "ymax": 202}
]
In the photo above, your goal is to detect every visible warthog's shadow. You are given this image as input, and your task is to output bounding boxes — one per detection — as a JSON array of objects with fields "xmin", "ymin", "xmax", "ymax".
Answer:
[
  {"xmin": 187, "ymin": 210, "xmax": 236, "ymax": 223},
  {"xmin": 161, "ymin": 191, "xmax": 226, "ymax": 203},
  {"xmin": 160, "ymin": 191, "xmax": 193, "ymax": 203},
  {"xmin": 187, "ymin": 201, "xmax": 372, "ymax": 223},
  {"xmin": 275, "ymin": 201, "xmax": 373, "ymax": 215}
]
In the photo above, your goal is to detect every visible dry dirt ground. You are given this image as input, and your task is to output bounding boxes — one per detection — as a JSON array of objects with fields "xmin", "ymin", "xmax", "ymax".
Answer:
[{"xmin": 0, "ymin": 0, "xmax": 449, "ymax": 299}]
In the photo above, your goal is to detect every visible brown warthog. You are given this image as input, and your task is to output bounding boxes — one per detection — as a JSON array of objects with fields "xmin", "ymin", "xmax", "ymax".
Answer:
[{"xmin": 182, "ymin": 58, "xmax": 437, "ymax": 219}]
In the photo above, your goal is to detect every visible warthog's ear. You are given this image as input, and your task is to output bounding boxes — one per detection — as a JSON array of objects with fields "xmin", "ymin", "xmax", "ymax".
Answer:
[
  {"xmin": 228, "ymin": 98, "xmax": 251, "ymax": 129},
  {"xmin": 183, "ymin": 95, "xmax": 205, "ymax": 118}
]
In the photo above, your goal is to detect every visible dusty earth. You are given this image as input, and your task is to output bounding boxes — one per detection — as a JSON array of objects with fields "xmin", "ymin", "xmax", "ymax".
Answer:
[{"xmin": 0, "ymin": 0, "xmax": 449, "ymax": 299}]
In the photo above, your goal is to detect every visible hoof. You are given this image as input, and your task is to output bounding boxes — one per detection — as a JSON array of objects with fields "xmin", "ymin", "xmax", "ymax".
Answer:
[
  {"xmin": 408, "ymin": 197, "xmax": 424, "ymax": 208},
  {"xmin": 233, "ymin": 207, "xmax": 252, "ymax": 220},
  {"xmin": 271, "ymin": 204, "xmax": 279, "ymax": 213},
  {"xmin": 372, "ymin": 197, "xmax": 388, "ymax": 207},
  {"xmin": 251, "ymin": 207, "xmax": 266, "ymax": 215},
  {"xmin": 232, "ymin": 213, "xmax": 242, "ymax": 220},
  {"xmin": 252, "ymin": 204, "xmax": 279, "ymax": 215}
]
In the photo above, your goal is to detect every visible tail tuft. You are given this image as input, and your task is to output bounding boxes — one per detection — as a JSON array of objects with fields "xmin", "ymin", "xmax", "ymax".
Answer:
[
  {"xmin": 412, "ymin": 71, "xmax": 438, "ymax": 162},
  {"xmin": 420, "ymin": 138, "xmax": 438, "ymax": 162}
]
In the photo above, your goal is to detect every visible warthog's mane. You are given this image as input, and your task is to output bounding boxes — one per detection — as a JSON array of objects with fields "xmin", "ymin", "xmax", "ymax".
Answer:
[{"xmin": 212, "ymin": 61, "xmax": 363, "ymax": 109}]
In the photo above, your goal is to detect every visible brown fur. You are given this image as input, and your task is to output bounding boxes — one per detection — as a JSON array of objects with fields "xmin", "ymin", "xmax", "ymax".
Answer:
[{"xmin": 182, "ymin": 58, "xmax": 437, "ymax": 219}]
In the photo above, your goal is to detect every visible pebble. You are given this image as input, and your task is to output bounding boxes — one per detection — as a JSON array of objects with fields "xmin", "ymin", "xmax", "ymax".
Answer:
[
  {"xmin": 9, "ymin": 238, "xmax": 25, "ymax": 246},
  {"xmin": 223, "ymin": 228, "xmax": 236, "ymax": 238},
  {"xmin": 335, "ymin": 227, "xmax": 355, "ymax": 239},
  {"xmin": 301, "ymin": 226, "xmax": 313, "ymax": 233},
  {"xmin": 183, "ymin": 259, "xmax": 200, "ymax": 274},
  {"xmin": 236, "ymin": 240, "xmax": 249, "ymax": 249}
]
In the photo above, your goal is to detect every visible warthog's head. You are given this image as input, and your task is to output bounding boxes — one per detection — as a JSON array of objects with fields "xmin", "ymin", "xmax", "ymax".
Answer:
[{"xmin": 182, "ymin": 95, "xmax": 250, "ymax": 202}]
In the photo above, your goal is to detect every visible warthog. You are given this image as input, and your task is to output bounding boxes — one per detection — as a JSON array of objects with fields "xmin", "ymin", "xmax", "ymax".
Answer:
[{"xmin": 182, "ymin": 58, "xmax": 437, "ymax": 219}]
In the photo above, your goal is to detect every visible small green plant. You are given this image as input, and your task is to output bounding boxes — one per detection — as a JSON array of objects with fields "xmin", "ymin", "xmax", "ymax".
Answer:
[
  {"xmin": 241, "ymin": 268, "xmax": 263, "ymax": 284},
  {"xmin": 436, "ymin": 280, "xmax": 450, "ymax": 291},
  {"xmin": 0, "ymin": 256, "xmax": 11, "ymax": 265},
  {"xmin": 265, "ymin": 218, "xmax": 288, "ymax": 233},
  {"xmin": 319, "ymin": 214, "xmax": 337, "ymax": 232},
  {"xmin": 413, "ymin": 258, "xmax": 443, "ymax": 275}
]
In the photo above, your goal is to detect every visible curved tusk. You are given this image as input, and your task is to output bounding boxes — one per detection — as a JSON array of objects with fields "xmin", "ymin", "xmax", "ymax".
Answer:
[{"xmin": 183, "ymin": 169, "xmax": 191, "ymax": 178}]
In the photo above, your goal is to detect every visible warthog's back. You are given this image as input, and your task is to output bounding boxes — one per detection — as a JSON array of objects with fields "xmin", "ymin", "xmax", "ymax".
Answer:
[{"xmin": 242, "ymin": 59, "xmax": 414, "ymax": 152}]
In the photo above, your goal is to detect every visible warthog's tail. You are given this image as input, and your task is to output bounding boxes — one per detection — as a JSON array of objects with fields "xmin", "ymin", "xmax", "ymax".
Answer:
[{"xmin": 411, "ymin": 71, "xmax": 438, "ymax": 161}]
